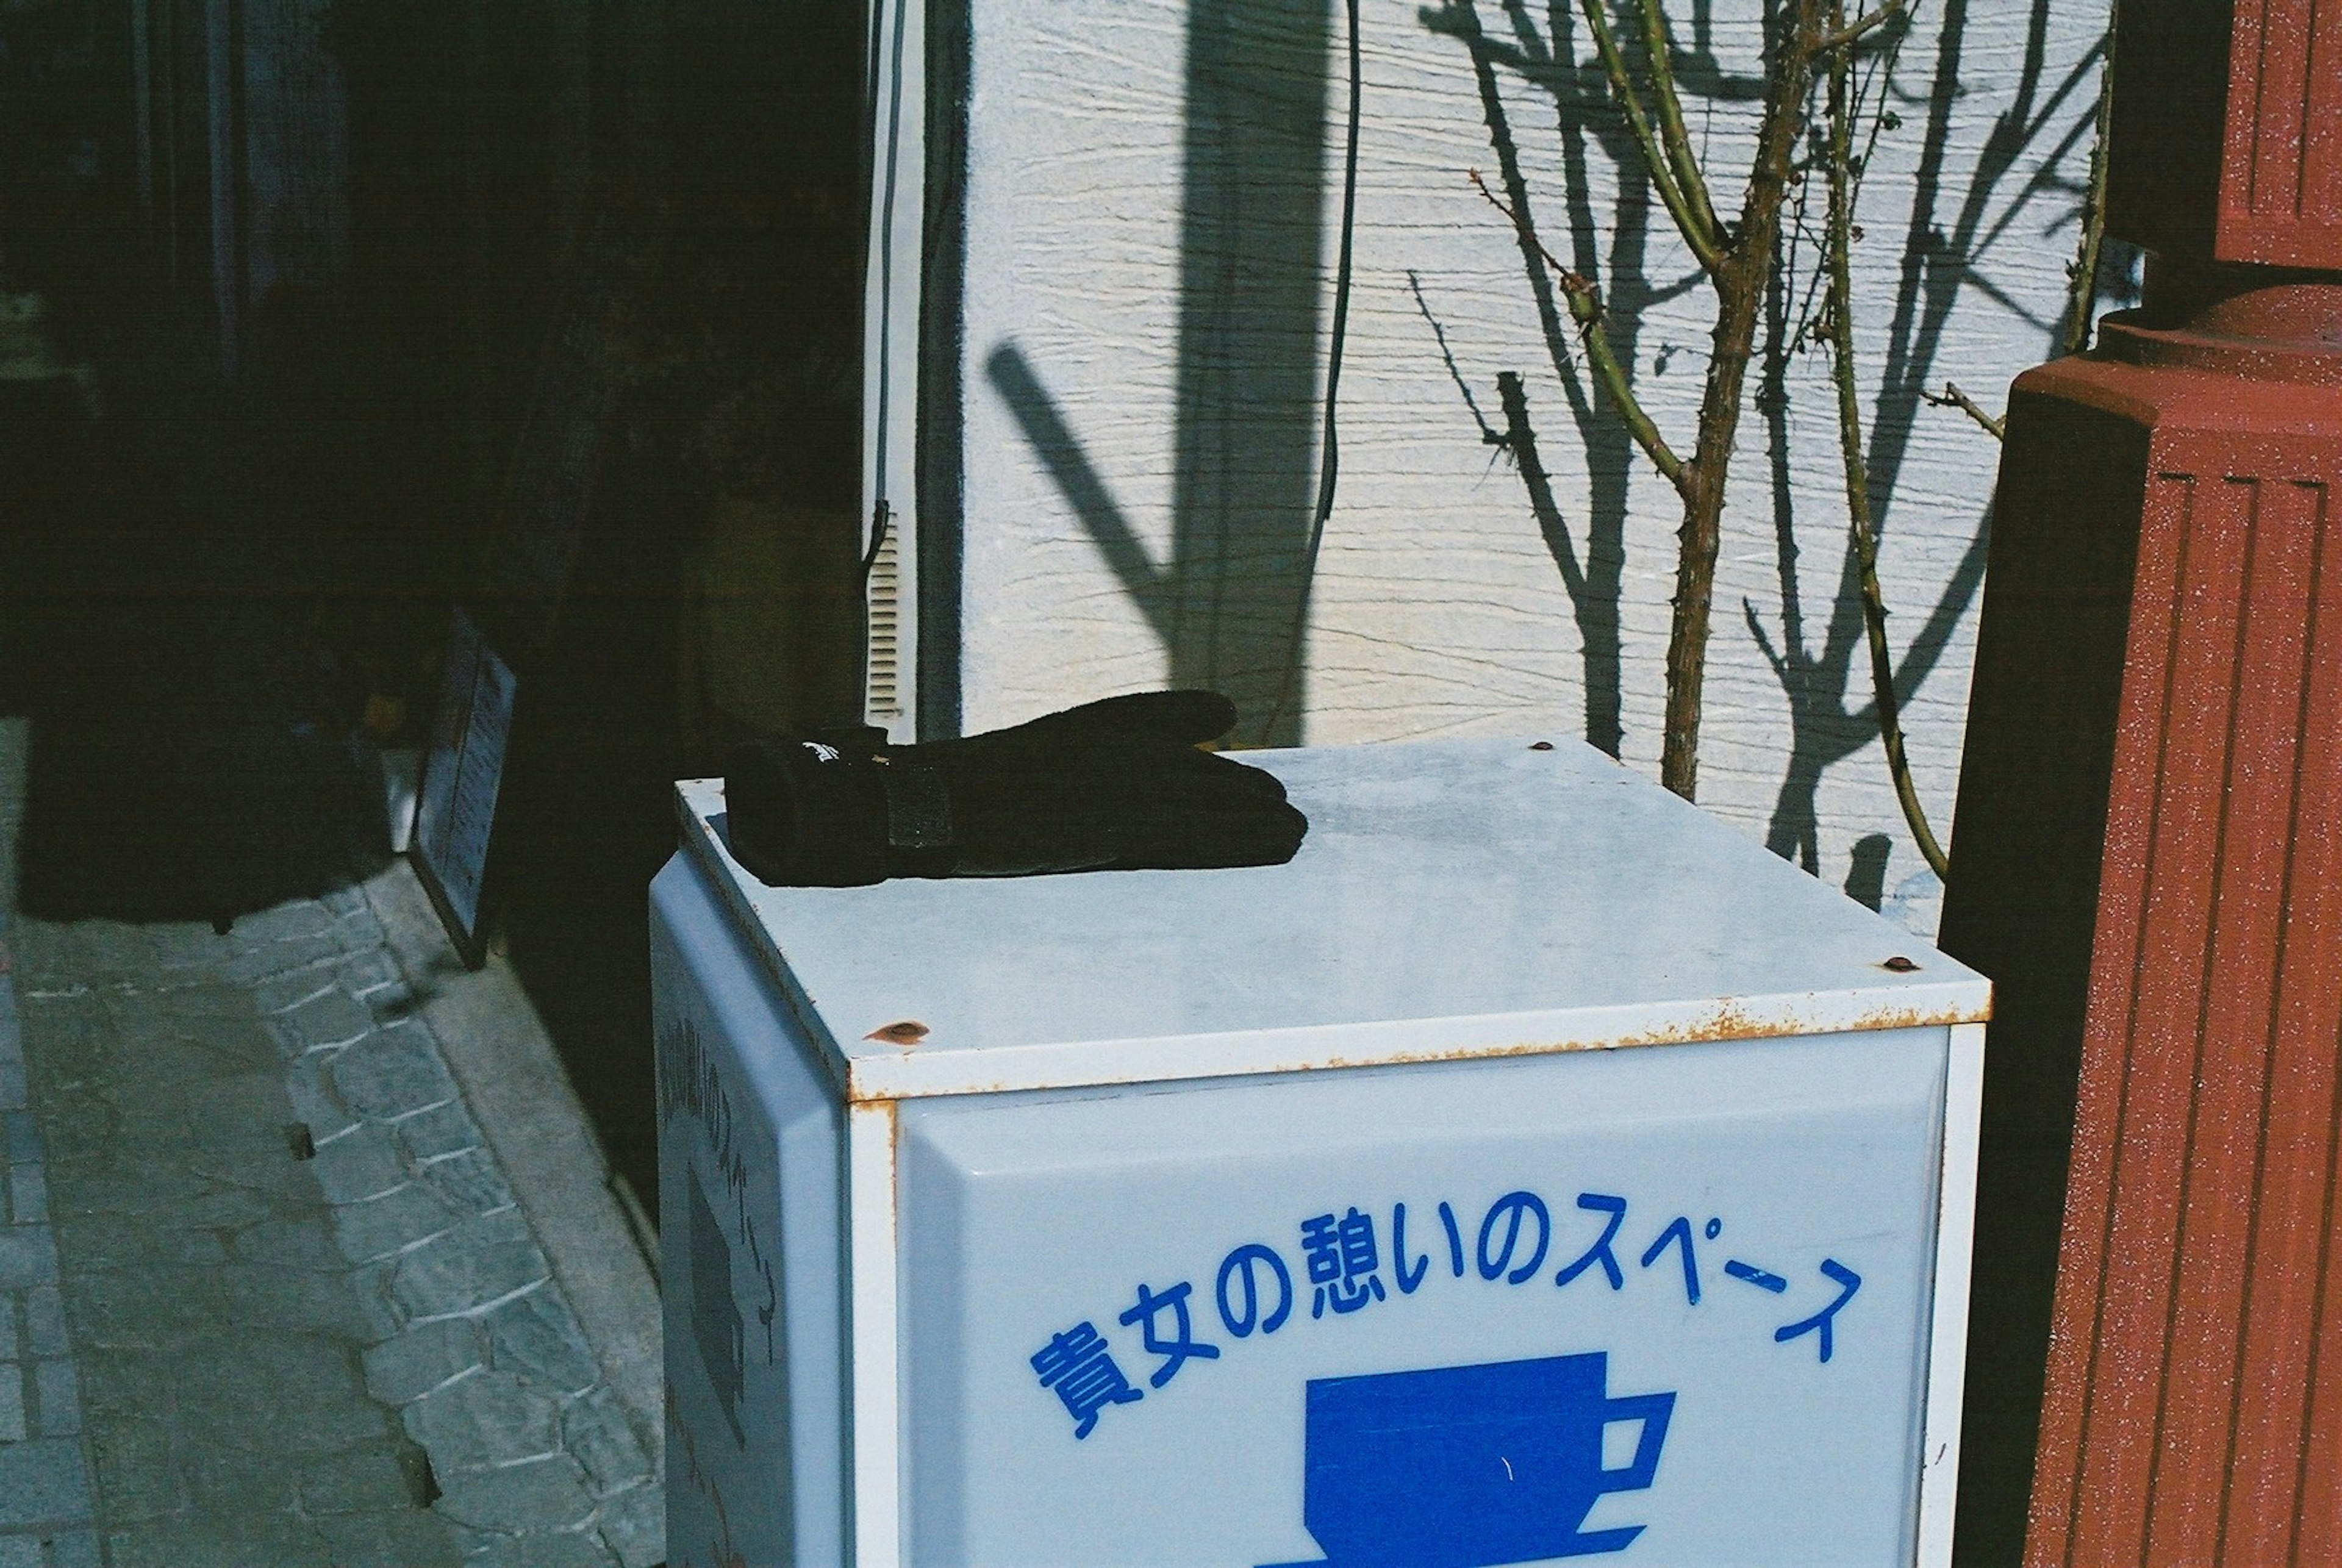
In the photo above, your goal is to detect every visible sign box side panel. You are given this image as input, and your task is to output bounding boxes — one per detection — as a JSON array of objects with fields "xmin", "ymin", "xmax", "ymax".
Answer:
[
  {"xmin": 899, "ymin": 1113, "xmax": 974, "ymax": 1561},
  {"xmin": 653, "ymin": 855, "xmax": 848, "ymax": 1567},
  {"xmin": 898, "ymin": 1026, "xmax": 1952, "ymax": 1567},
  {"xmin": 1916, "ymin": 1020, "xmax": 1987, "ymax": 1567},
  {"xmin": 846, "ymin": 1100, "xmax": 906, "ymax": 1567}
]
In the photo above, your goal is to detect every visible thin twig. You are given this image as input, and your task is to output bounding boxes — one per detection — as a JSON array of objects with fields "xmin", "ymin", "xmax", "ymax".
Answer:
[
  {"xmin": 1632, "ymin": 0, "xmax": 1725, "ymax": 245},
  {"xmin": 1471, "ymin": 169, "xmax": 1686, "ymax": 487},
  {"xmin": 1823, "ymin": 0, "xmax": 1948, "ymax": 878},
  {"xmin": 1922, "ymin": 381, "xmax": 2006, "ymax": 440},
  {"xmin": 2063, "ymin": 2, "xmax": 2116, "ymax": 356},
  {"xmin": 1573, "ymin": 0, "xmax": 1725, "ymax": 271},
  {"xmin": 1816, "ymin": 0, "xmax": 1905, "ymax": 52}
]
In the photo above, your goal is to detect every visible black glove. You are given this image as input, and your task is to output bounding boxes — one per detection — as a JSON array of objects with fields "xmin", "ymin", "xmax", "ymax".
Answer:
[{"xmin": 722, "ymin": 691, "xmax": 1308, "ymax": 886}]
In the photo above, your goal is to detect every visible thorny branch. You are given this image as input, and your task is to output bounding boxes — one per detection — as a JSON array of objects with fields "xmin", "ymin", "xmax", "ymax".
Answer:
[
  {"xmin": 1653, "ymin": 0, "xmax": 1830, "ymax": 801},
  {"xmin": 1465, "ymin": 0, "xmax": 1989, "ymax": 882},
  {"xmin": 1922, "ymin": 381, "xmax": 2006, "ymax": 440},
  {"xmin": 1631, "ymin": 0, "xmax": 1724, "ymax": 249},
  {"xmin": 1470, "ymin": 168, "xmax": 1685, "ymax": 487},
  {"xmin": 2062, "ymin": 0, "xmax": 2115, "ymax": 355},
  {"xmin": 1818, "ymin": 0, "xmax": 1906, "ymax": 53},
  {"xmin": 1572, "ymin": 0, "xmax": 1725, "ymax": 271},
  {"xmin": 1823, "ymin": 0, "xmax": 1949, "ymax": 878},
  {"xmin": 1478, "ymin": 0, "xmax": 1865, "ymax": 801}
]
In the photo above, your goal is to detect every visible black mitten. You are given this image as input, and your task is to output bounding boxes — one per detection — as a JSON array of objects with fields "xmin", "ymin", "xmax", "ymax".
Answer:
[{"xmin": 723, "ymin": 691, "xmax": 1308, "ymax": 886}]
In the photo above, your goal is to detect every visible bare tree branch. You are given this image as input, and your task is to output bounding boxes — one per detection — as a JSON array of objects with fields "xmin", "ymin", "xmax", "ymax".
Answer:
[
  {"xmin": 1472, "ymin": 168, "xmax": 1687, "ymax": 487},
  {"xmin": 1573, "ymin": 0, "xmax": 1727, "ymax": 270},
  {"xmin": 1824, "ymin": 0, "xmax": 1949, "ymax": 877},
  {"xmin": 1657, "ymin": 0, "xmax": 1830, "ymax": 800},
  {"xmin": 1817, "ymin": 0, "xmax": 1905, "ymax": 54},
  {"xmin": 2062, "ymin": 0, "xmax": 2115, "ymax": 354},
  {"xmin": 1631, "ymin": 0, "xmax": 1725, "ymax": 244},
  {"xmin": 1922, "ymin": 380, "xmax": 2007, "ymax": 440}
]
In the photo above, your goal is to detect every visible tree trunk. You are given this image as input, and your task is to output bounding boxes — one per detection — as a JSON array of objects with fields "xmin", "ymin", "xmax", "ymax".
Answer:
[{"xmin": 1658, "ymin": 0, "xmax": 1824, "ymax": 800}]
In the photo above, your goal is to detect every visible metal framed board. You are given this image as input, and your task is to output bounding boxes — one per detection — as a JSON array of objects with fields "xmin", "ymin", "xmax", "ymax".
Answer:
[{"xmin": 411, "ymin": 607, "xmax": 517, "ymax": 968}]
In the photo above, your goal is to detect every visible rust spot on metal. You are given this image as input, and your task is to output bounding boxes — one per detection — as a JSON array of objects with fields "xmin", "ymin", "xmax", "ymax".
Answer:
[
  {"xmin": 844, "ymin": 995, "xmax": 1989, "ymax": 1100},
  {"xmin": 887, "ymin": 1098, "xmax": 901, "ymax": 1190},
  {"xmin": 1529, "ymin": 741, "xmax": 1555, "ymax": 751},
  {"xmin": 867, "ymin": 1020, "xmax": 929, "ymax": 1046},
  {"xmin": 1883, "ymin": 955, "xmax": 1921, "ymax": 972}
]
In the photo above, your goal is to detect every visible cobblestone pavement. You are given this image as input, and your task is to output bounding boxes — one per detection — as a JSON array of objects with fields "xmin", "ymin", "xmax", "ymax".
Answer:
[
  {"xmin": 0, "ymin": 723, "xmax": 99, "ymax": 1566},
  {"xmin": 0, "ymin": 720, "xmax": 663, "ymax": 1566}
]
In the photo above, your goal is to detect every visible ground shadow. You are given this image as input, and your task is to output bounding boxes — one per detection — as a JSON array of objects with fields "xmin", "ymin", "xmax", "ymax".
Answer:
[{"xmin": 3, "ymin": 295, "xmax": 389, "ymax": 925}]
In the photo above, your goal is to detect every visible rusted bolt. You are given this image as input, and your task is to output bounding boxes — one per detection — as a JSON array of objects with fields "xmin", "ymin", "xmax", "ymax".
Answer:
[
  {"xmin": 1529, "ymin": 741, "xmax": 1555, "ymax": 751},
  {"xmin": 1882, "ymin": 955, "xmax": 1920, "ymax": 973},
  {"xmin": 867, "ymin": 1021, "xmax": 929, "ymax": 1045}
]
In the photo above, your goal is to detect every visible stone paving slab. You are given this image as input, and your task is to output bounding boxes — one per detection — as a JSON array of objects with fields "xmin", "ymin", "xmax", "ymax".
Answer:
[
  {"xmin": 13, "ymin": 917, "xmax": 462, "ymax": 1568},
  {"xmin": 0, "ymin": 717, "xmax": 664, "ymax": 1567},
  {"xmin": 0, "ymin": 718, "xmax": 101, "ymax": 1567}
]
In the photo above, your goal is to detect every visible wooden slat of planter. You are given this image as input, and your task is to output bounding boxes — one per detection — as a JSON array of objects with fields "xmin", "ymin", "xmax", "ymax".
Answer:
[
  {"xmin": 2021, "ymin": 415, "xmax": 2342, "ymax": 1563},
  {"xmin": 2220, "ymin": 0, "xmax": 2342, "ymax": 263},
  {"xmin": 2221, "ymin": 523, "xmax": 2342, "ymax": 1552},
  {"xmin": 2079, "ymin": 471, "xmax": 2252, "ymax": 1566},
  {"xmin": 2146, "ymin": 473, "xmax": 2316, "ymax": 1563},
  {"xmin": 2025, "ymin": 446, "xmax": 2196, "ymax": 1566}
]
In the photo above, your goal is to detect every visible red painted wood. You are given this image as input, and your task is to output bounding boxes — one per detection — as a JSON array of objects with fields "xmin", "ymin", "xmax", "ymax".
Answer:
[
  {"xmin": 2223, "ymin": 528, "xmax": 2342, "ymax": 1559},
  {"xmin": 2272, "ymin": 542, "xmax": 2342, "ymax": 1559},
  {"xmin": 2107, "ymin": 0, "xmax": 2342, "ymax": 267},
  {"xmin": 2220, "ymin": 0, "xmax": 2342, "ymax": 265},
  {"xmin": 2147, "ymin": 473, "xmax": 2315, "ymax": 1564},
  {"xmin": 1999, "ymin": 353, "xmax": 2342, "ymax": 1564},
  {"xmin": 2059, "ymin": 462, "xmax": 2252, "ymax": 1567},
  {"xmin": 1946, "ymin": 7, "xmax": 2342, "ymax": 1556}
]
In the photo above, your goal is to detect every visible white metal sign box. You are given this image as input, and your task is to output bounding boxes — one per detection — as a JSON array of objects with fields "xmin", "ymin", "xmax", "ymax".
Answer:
[{"xmin": 651, "ymin": 738, "xmax": 1989, "ymax": 1568}]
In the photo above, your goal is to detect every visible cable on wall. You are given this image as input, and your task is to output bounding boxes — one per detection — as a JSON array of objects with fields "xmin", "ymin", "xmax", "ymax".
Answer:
[{"xmin": 1266, "ymin": 0, "xmax": 1363, "ymax": 740}]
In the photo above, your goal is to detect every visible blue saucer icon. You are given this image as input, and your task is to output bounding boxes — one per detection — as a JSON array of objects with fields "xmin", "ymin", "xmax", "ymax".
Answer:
[{"xmin": 1258, "ymin": 1351, "xmax": 1674, "ymax": 1567}]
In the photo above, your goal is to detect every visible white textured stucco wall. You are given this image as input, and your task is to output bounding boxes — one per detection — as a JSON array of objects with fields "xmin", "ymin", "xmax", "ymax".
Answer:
[{"xmin": 941, "ymin": 0, "xmax": 2112, "ymax": 931}]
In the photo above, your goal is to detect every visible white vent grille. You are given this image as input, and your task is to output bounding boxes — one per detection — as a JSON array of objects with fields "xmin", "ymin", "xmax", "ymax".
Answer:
[{"xmin": 864, "ymin": 521, "xmax": 904, "ymax": 722}]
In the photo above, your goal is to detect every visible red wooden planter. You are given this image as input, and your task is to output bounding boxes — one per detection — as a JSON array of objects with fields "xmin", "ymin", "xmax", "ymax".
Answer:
[{"xmin": 1939, "ymin": 2, "xmax": 2342, "ymax": 1562}]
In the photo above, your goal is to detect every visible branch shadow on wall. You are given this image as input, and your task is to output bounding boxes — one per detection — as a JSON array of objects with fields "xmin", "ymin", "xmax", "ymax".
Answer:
[
  {"xmin": 1419, "ymin": 0, "xmax": 2092, "ymax": 908},
  {"xmin": 1417, "ymin": 0, "xmax": 1717, "ymax": 760},
  {"xmin": 1747, "ymin": 0, "xmax": 2099, "ymax": 893},
  {"xmin": 987, "ymin": 0, "xmax": 1333, "ymax": 747}
]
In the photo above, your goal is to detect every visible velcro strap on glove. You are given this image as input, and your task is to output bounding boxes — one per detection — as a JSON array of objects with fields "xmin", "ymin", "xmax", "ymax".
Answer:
[{"xmin": 876, "ymin": 757, "xmax": 954, "ymax": 867}]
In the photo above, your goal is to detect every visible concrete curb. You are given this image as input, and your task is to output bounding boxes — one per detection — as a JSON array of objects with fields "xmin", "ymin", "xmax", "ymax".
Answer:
[{"xmin": 364, "ymin": 865, "xmax": 664, "ymax": 1497}]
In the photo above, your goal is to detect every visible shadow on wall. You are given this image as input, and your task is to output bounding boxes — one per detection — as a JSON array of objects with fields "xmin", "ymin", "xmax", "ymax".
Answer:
[
  {"xmin": 1744, "ymin": 0, "xmax": 2102, "ymax": 880},
  {"xmin": 987, "ymin": 0, "xmax": 1334, "ymax": 748},
  {"xmin": 981, "ymin": 0, "xmax": 2078, "ymax": 816},
  {"xmin": 1411, "ymin": 0, "xmax": 2022, "ymax": 873}
]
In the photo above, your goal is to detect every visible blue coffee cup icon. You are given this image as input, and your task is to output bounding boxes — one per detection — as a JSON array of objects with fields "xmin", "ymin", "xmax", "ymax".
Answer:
[{"xmin": 1258, "ymin": 1351, "xmax": 1675, "ymax": 1567}]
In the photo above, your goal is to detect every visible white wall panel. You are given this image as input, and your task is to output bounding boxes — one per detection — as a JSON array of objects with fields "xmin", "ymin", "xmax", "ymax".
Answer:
[{"xmin": 928, "ymin": 0, "xmax": 2110, "ymax": 932}]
